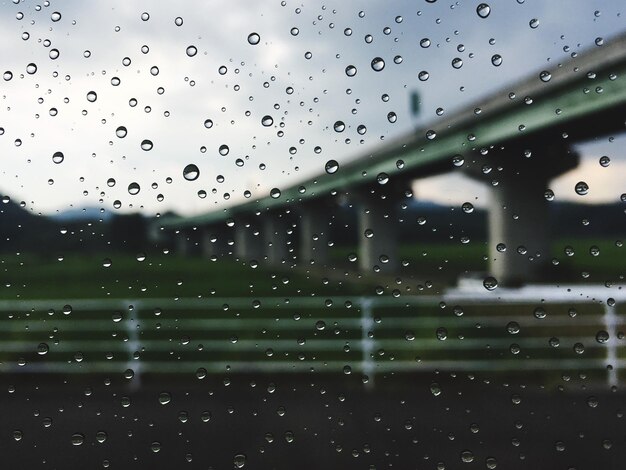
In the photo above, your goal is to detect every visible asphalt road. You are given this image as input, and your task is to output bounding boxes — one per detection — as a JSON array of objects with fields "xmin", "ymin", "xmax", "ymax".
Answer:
[{"xmin": 1, "ymin": 373, "xmax": 623, "ymax": 470}]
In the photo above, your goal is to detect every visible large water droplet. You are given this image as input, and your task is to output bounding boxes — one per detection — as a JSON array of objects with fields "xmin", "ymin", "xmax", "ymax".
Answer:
[
  {"xmin": 234, "ymin": 454, "xmax": 247, "ymax": 468},
  {"xmin": 204, "ymin": 119, "xmax": 213, "ymax": 129},
  {"xmin": 115, "ymin": 126, "xmax": 127, "ymax": 138},
  {"xmin": 140, "ymin": 139, "xmax": 153, "ymax": 151},
  {"xmin": 483, "ymin": 276, "xmax": 498, "ymax": 291},
  {"xmin": 71, "ymin": 433, "xmax": 85, "ymax": 446},
  {"xmin": 333, "ymin": 121, "xmax": 345, "ymax": 132},
  {"xmin": 345, "ymin": 65, "xmax": 357, "ymax": 77},
  {"xmin": 261, "ymin": 115, "xmax": 274, "ymax": 127},
  {"xmin": 51, "ymin": 11, "xmax": 62, "ymax": 22},
  {"xmin": 325, "ymin": 160, "xmax": 339, "ymax": 174},
  {"xmin": 86, "ymin": 91, "xmax": 97, "ymax": 102},
  {"xmin": 52, "ymin": 151, "xmax": 64, "ymax": 164},
  {"xmin": 452, "ymin": 57, "xmax": 463, "ymax": 69},
  {"xmin": 539, "ymin": 70, "xmax": 552, "ymax": 82},
  {"xmin": 247, "ymin": 32, "xmax": 260, "ymax": 45},
  {"xmin": 183, "ymin": 164, "xmax": 200, "ymax": 181},
  {"xmin": 476, "ymin": 3, "xmax": 491, "ymax": 18},
  {"xmin": 3, "ymin": 71, "xmax": 12, "ymax": 81},
  {"xmin": 158, "ymin": 392, "xmax": 171, "ymax": 405},
  {"xmin": 371, "ymin": 57, "xmax": 385, "ymax": 71},
  {"xmin": 491, "ymin": 54, "xmax": 502, "ymax": 66},
  {"xmin": 186, "ymin": 45, "xmax": 197, "ymax": 57},
  {"xmin": 219, "ymin": 144, "xmax": 229, "ymax": 156},
  {"xmin": 270, "ymin": 188, "xmax": 281, "ymax": 199},
  {"xmin": 175, "ymin": 17, "xmax": 183, "ymax": 26},
  {"xmin": 575, "ymin": 181, "xmax": 589, "ymax": 195},
  {"xmin": 128, "ymin": 182, "xmax": 141, "ymax": 195},
  {"xmin": 26, "ymin": 63, "xmax": 37, "ymax": 74}
]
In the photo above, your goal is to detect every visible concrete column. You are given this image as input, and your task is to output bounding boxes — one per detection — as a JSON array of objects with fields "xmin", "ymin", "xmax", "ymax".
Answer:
[
  {"xmin": 234, "ymin": 219, "xmax": 264, "ymax": 261},
  {"xmin": 263, "ymin": 213, "xmax": 290, "ymax": 265},
  {"xmin": 357, "ymin": 194, "xmax": 399, "ymax": 272},
  {"xmin": 298, "ymin": 202, "xmax": 330, "ymax": 266},
  {"xmin": 175, "ymin": 230, "xmax": 190, "ymax": 257},
  {"xmin": 464, "ymin": 144, "xmax": 579, "ymax": 285},
  {"xmin": 487, "ymin": 174, "xmax": 551, "ymax": 285}
]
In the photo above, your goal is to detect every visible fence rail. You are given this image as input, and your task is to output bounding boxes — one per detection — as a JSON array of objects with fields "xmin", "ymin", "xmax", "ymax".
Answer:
[{"xmin": 0, "ymin": 285, "xmax": 623, "ymax": 386}]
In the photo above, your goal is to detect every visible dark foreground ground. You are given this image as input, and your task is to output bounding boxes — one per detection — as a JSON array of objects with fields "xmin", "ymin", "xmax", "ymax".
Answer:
[{"xmin": 0, "ymin": 373, "xmax": 623, "ymax": 470}]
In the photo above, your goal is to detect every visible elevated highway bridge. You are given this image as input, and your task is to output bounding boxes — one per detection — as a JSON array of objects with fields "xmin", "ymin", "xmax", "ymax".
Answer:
[{"xmin": 160, "ymin": 32, "xmax": 626, "ymax": 286}]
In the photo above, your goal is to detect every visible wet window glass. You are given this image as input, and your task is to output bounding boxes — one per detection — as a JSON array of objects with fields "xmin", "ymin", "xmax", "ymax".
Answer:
[{"xmin": 1, "ymin": 1, "xmax": 624, "ymax": 468}]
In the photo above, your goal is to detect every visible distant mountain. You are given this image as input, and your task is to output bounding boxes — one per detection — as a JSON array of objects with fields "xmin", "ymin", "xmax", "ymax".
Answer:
[{"xmin": 51, "ymin": 207, "xmax": 113, "ymax": 222}]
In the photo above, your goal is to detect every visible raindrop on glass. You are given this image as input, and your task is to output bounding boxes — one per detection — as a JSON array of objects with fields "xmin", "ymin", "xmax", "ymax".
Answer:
[
  {"xmin": 325, "ymin": 160, "xmax": 339, "ymax": 174},
  {"xmin": 476, "ymin": 3, "xmax": 491, "ymax": 18},
  {"xmin": 371, "ymin": 57, "xmax": 385, "ymax": 71},
  {"xmin": 183, "ymin": 164, "xmax": 200, "ymax": 181},
  {"xmin": 247, "ymin": 32, "xmax": 260, "ymax": 45},
  {"xmin": 141, "ymin": 139, "xmax": 153, "ymax": 151},
  {"xmin": 52, "ymin": 151, "xmax": 64, "ymax": 164}
]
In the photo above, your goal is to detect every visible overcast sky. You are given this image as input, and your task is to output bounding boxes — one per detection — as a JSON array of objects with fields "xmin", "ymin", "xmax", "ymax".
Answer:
[{"xmin": 0, "ymin": 0, "xmax": 624, "ymax": 217}]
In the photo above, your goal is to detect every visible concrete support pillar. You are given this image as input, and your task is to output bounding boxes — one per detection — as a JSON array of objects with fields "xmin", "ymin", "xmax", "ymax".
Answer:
[
  {"xmin": 353, "ymin": 180, "xmax": 413, "ymax": 273},
  {"xmin": 487, "ymin": 174, "xmax": 551, "ymax": 285},
  {"xmin": 298, "ymin": 202, "xmax": 330, "ymax": 266},
  {"xmin": 175, "ymin": 230, "xmax": 190, "ymax": 257},
  {"xmin": 263, "ymin": 212, "xmax": 291, "ymax": 265},
  {"xmin": 234, "ymin": 219, "xmax": 264, "ymax": 261},
  {"xmin": 464, "ymin": 144, "xmax": 579, "ymax": 285},
  {"xmin": 357, "ymin": 194, "xmax": 399, "ymax": 272}
]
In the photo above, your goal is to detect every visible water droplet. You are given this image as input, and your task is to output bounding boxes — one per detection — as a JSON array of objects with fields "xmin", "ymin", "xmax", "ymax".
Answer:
[
  {"xmin": 141, "ymin": 12, "xmax": 150, "ymax": 21},
  {"xmin": 452, "ymin": 57, "xmax": 463, "ymax": 69},
  {"xmin": 462, "ymin": 202, "xmax": 474, "ymax": 213},
  {"xmin": 175, "ymin": 17, "xmax": 183, "ymax": 26},
  {"xmin": 345, "ymin": 65, "xmax": 357, "ymax": 77},
  {"xmin": 219, "ymin": 144, "xmax": 229, "ymax": 156},
  {"xmin": 186, "ymin": 45, "xmax": 197, "ymax": 57},
  {"xmin": 270, "ymin": 188, "xmax": 281, "ymax": 199},
  {"xmin": 387, "ymin": 112, "xmax": 397, "ymax": 123},
  {"xmin": 86, "ymin": 91, "xmax": 97, "ymax": 102},
  {"xmin": 49, "ymin": 48, "xmax": 59, "ymax": 60},
  {"xmin": 71, "ymin": 433, "xmax": 85, "ymax": 446},
  {"xmin": 333, "ymin": 121, "xmax": 345, "ymax": 132},
  {"xmin": 96, "ymin": 431, "xmax": 107, "ymax": 443},
  {"xmin": 234, "ymin": 454, "xmax": 247, "ymax": 468},
  {"xmin": 420, "ymin": 38, "xmax": 431, "ymax": 48},
  {"xmin": 325, "ymin": 160, "xmax": 339, "ymax": 174},
  {"xmin": 52, "ymin": 151, "xmax": 64, "ymax": 164},
  {"xmin": 491, "ymin": 54, "xmax": 502, "ymax": 66},
  {"xmin": 539, "ymin": 70, "xmax": 552, "ymax": 82},
  {"xmin": 183, "ymin": 164, "xmax": 200, "ymax": 181},
  {"xmin": 599, "ymin": 156, "xmax": 610, "ymax": 167},
  {"xmin": 533, "ymin": 307, "xmax": 547, "ymax": 319},
  {"xmin": 115, "ymin": 126, "xmax": 127, "ymax": 138},
  {"xmin": 26, "ymin": 63, "xmax": 37, "ymax": 74},
  {"xmin": 196, "ymin": 368, "xmax": 207, "ymax": 379},
  {"xmin": 128, "ymin": 182, "xmax": 140, "ymax": 195},
  {"xmin": 218, "ymin": 65, "xmax": 227, "ymax": 75},
  {"xmin": 596, "ymin": 330, "xmax": 609, "ymax": 344},
  {"xmin": 529, "ymin": 18, "xmax": 539, "ymax": 29},
  {"xmin": 575, "ymin": 181, "xmax": 589, "ymax": 196},
  {"xmin": 261, "ymin": 115, "xmax": 274, "ymax": 127},
  {"xmin": 460, "ymin": 450, "xmax": 474, "ymax": 463},
  {"xmin": 247, "ymin": 32, "xmax": 260, "ymax": 45},
  {"xmin": 37, "ymin": 343, "xmax": 49, "ymax": 355},
  {"xmin": 151, "ymin": 441, "xmax": 161, "ymax": 453},
  {"xmin": 476, "ymin": 3, "xmax": 491, "ymax": 18},
  {"xmin": 158, "ymin": 392, "xmax": 171, "ymax": 405},
  {"xmin": 371, "ymin": 57, "xmax": 385, "ymax": 71},
  {"xmin": 290, "ymin": 27, "xmax": 299, "ymax": 36},
  {"xmin": 140, "ymin": 139, "xmax": 153, "ymax": 151},
  {"xmin": 418, "ymin": 70, "xmax": 430, "ymax": 81},
  {"xmin": 376, "ymin": 172, "xmax": 389, "ymax": 185},
  {"xmin": 150, "ymin": 66, "xmax": 159, "ymax": 76},
  {"xmin": 483, "ymin": 276, "xmax": 498, "ymax": 291},
  {"xmin": 3, "ymin": 71, "xmax": 12, "ymax": 81},
  {"xmin": 51, "ymin": 11, "xmax": 62, "ymax": 22},
  {"xmin": 102, "ymin": 258, "xmax": 112, "ymax": 268}
]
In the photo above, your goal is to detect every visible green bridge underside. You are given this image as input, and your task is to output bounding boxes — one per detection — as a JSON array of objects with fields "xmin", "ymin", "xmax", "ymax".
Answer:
[{"xmin": 163, "ymin": 32, "xmax": 626, "ymax": 229}]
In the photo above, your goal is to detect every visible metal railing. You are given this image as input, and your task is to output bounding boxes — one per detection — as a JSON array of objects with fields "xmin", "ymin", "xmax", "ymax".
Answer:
[{"xmin": 0, "ymin": 285, "xmax": 623, "ymax": 386}]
